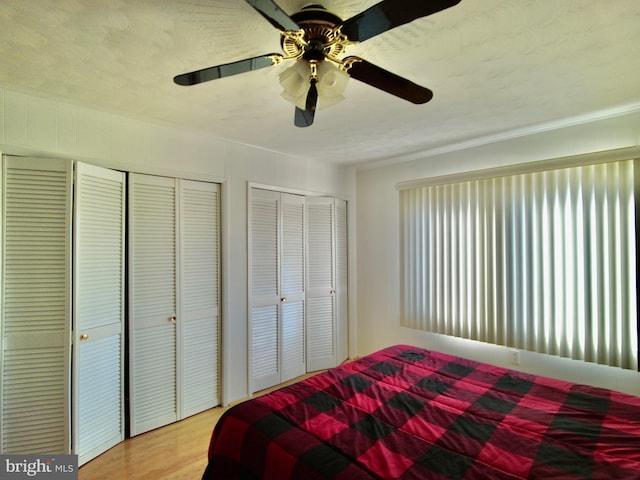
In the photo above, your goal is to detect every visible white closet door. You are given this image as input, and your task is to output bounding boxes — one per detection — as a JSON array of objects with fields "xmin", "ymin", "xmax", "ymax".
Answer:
[
  {"xmin": 73, "ymin": 162, "xmax": 125, "ymax": 465},
  {"xmin": 1, "ymin": 156, "xmax": 72, "ymax": 454},
  {"xmin": 249, "ymin": 189, "xmax": 280, "ymax": 392},
  {"xmin": 306, "ymin": 197, "xmax": 337, "ymax": 371},
  {"xmin": 335, "ymin": 199, "xmax": 349, "ymax": 364},
  {"xmin": 280, "ymin": 193, "xmax": 306, "ymax": 382},
  {"xmin": 178, "ymin": 180, "xmax": 220, "ymax": 418},
  {"xmin": 128, "ymin": 174, "xmax": 177, "ymax": 436}
]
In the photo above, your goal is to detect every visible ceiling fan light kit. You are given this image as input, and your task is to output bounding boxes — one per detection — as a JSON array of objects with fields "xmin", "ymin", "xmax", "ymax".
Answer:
[
  {"xmin": 174, "ymin": 0, "xmax": 462, "ymax": 127},
  {"xmin": 279, "ymin": 60, "xmax": 349, "ymax": 110}
]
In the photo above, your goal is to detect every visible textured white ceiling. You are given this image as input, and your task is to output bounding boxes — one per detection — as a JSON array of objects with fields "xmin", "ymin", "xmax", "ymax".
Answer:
[{"xmin": 1, "ymin": 0, "xmax": 639, "ymax": 166}]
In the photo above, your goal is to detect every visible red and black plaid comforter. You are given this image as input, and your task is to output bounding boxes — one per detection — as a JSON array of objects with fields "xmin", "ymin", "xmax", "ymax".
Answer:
[{"xmin": 203, "ymin": 345, "xmax": 640, "ymax": 479}]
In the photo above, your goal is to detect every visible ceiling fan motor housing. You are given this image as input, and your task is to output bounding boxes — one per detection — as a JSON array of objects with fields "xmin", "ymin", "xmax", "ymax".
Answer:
[
  {"xmin": 281, "ymin": 4, "xmax": 348, "ymax": 62},
  {"xmin": 293, "ymin": 4, "xmax": 343, "ymax": 24}
]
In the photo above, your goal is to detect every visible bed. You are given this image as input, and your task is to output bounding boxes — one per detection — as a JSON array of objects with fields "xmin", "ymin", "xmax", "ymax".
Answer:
[{"xmin": 202, "ymin": 345, "xmax": 640, "ymax": 479}]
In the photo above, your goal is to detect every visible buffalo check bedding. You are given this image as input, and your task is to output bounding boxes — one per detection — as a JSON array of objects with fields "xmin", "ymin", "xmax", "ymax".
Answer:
[{"xmin": 202, "ymin": 345, "xmax": 640, "ymax": 479}]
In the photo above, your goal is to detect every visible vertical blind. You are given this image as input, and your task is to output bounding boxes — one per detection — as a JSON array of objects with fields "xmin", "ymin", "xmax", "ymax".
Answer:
[{"xmin": 400, "ymin": 159, "xmax": 638, "ymax": 370}]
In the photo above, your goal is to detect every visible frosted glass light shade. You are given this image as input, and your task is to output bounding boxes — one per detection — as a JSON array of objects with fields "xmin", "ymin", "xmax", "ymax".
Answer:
[
  {"xmin": 279, "ymin": 61, "xmax": 310, "ymax": 109},
  {"xmin": 316, "ymin": 61, "xmax": 349, "ymax": 108},
  {"xmin": 279, "ymin": 60, "xmax": 349, "ymax": 110}
]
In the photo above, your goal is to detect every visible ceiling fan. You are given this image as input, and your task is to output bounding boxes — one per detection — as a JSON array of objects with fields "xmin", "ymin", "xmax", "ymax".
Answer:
[{"xmin": 174, "ymin": 0, "xmax": 462, "ymax": 127}]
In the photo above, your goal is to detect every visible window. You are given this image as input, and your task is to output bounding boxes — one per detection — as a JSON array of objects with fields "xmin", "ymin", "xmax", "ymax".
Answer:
[{"xmin": 399, "ymin": 158, "xmax": 638, "ymax": 370}]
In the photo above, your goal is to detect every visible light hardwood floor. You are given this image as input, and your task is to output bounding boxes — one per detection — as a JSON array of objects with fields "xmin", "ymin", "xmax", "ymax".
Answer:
[
  {"xmin": 79, "ymin": 373, "xmax": 319, "ymax": 479},
  {"xmin": 78, "ymin": 406, "xmax": 225, "ymax": 480}
]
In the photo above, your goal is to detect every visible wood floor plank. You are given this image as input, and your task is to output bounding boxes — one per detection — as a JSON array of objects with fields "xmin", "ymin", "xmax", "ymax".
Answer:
[
  {"xmin": 78, "ymin": 407, "xmax": 225, "ymax": 480},
  {"xmin": 78, "ymin": 372, "xmax": 320, "ymax": 479}
]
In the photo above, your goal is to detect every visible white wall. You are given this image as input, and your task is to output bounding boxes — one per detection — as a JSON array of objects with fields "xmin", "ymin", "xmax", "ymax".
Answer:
[
  {"xmin": 0, "ymin": 85, "xmax": 356, "ymax": 404},
  {"xmin": 356, "ymin": 109, "xmax": 640, "ymax": 397}
]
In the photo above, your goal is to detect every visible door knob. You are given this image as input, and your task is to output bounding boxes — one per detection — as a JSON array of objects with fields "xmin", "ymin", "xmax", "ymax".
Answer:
[
  {"xmin": 80, "ymin": 334, "xmax": 89, "ymax": 341},
  {"xmin": 169, "ymin": 316, "xmax": 176, "ymax": 323}
]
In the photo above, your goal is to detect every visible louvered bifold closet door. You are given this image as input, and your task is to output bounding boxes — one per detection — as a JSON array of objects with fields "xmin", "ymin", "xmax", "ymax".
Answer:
[
  {"xmin": 128, "ymin": 174, "xmax": 177, "ymax": 436},
  {"xmin": 73, "ymin": 163, "xmax": 125, "ymax": 465},
  {"xmin": 305, "ymin": 197, "xmax": 337, "ymax": 371},
  {"xmin": 335, "ymin": 199, "xmax": 348, "ymax": 364},
  {"xmin": 1, "ymin": 156, "xmax": 72, "ymax": 454},
  {"xmin": 250, "ymin": 189, "xmax": 281, "ymax": 392},
  {"xmin": 178, "ymin": 180, "xmax": 220, "ymax": 419},
  {"xmin": 280, "ymin": 193, "xmax": 306, "ymax": 383}
]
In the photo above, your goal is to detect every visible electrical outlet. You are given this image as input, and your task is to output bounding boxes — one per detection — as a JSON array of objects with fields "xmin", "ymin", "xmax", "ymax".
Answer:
[{"xmin": 508, "ymin": 349, "xmax": 521, "ymax": 365}]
